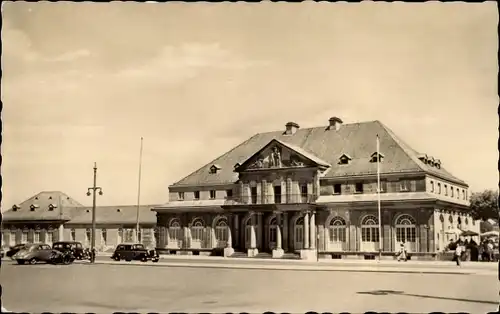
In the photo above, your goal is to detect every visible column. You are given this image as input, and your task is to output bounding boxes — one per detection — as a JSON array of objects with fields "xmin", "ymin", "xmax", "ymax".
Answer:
[
  {"xmin": 183, "ymin": 226, "xmax": 190, "ymax": 249},
  {"xmin": 309, "ymin": 211, "xmax": 316, "ymax": 249},
  {"xmin": 227, "ymin": 214, "xmax": 233, "ymax": 249},
  {"xmin": 276, "ymin": 213, "xmax": 282, "ymax": 249},
  {"xmin": 304, "ymin": 212, "xmax": 310, "ymax": 249},
  {"xmin": 257, "ymin": 213, "xmax": 263, "ymax": 248},
  {"xmin": 261, "ymin": 180, "xmax": 267, "ymax": 204},
  {"xmin": 283, "ymin": 212, "xmax": 289, "ymax": 251},
  {"xmin": 233, "ymin": 214, "xmax": 239, "ymax": 248},
  {"xmin": 250, "ymin": 214, "xmax": 257, "ymax": 249}
]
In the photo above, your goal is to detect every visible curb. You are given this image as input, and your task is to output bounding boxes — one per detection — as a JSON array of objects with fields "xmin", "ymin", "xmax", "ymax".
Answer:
[{"xmin": 86, "ymin": 260, "xmax": 494, "ymax": 276}]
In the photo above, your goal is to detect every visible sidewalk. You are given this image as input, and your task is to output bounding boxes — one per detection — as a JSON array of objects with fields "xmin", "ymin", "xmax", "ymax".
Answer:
[
  {"xmin": 97, "ymin": 252, "xmax": 497, "ymax": 269},
  {"xmin": 92, "ymin": 255, "xmax": 496, "ymax": 275}
]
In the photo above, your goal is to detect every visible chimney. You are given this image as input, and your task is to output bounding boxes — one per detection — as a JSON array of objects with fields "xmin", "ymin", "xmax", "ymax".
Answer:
[
  {"xmin": 328, "ymin": 117, "xmax": 343, "ymax": 131},
  {"xmin": 285, "ymin": 122, "xmax": 300, "ymax": 135}
]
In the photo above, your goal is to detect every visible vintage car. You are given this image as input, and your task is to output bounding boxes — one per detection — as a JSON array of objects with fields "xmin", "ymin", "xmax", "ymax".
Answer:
[
  {"xmin": 52, "ymin": 241, "xmax": 87, "ymax": 260},
  {"xmin": 6, "ymin": 244, "xmax": 28, "ymax": 259},
  {"xmin": 12, "ymin": 243, "xmax": 56, "ymax": 265},
  {"xmin": 111, "ymin": 243, "xmax": 159, "ymax": 262}
]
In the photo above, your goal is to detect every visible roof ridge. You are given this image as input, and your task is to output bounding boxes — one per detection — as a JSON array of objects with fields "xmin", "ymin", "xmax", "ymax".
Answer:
[
  {"xmin": 170, "ymin": 133, "xmax": 261, "ymax": 186},
  {"xmin": 376, "ymin": 121, "xmax": 426, "ymax": 173},
  {"xmin": 259, "ymin": 120, "xmax": 377, "ymax": 135}
]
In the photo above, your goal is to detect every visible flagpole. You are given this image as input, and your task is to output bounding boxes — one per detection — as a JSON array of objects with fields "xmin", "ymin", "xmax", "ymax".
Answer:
[
  {"xmin": 377, "ymin": 134, "xmax": 382, "ymax": 261},
  {"xmin": 135, "ymin": 137, "xmax": 144, "ymax": 243}
]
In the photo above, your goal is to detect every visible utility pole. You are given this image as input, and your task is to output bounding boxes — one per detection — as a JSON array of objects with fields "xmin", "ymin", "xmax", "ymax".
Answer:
[
  {"xmin": 87, "ymin": 162, "xmax": 103, "ymax": 263},
  {"xmin": 135, "ymin": 137, "xmax": 144, "ymax": 243}
]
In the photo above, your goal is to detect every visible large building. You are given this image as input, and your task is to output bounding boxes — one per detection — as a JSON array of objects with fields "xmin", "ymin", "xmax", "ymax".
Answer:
[
  {"xmin": 152, "ymin": 118, "xmax": 479, "ymax": 260},
  {"xmin": 2, "ymin": 191, "xmax": 158, "ymax": 251}
]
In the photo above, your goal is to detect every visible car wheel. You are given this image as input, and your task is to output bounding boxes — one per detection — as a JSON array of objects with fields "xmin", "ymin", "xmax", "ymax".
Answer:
[
  {"xmin": 17, "ymin": 260, "xmax": 25, "ymax": 265},
  {"xmin": 152, "ymin": 258, "xmax": 159, "ymax": 263},
  {"xmin": 29, "ymin": 258, "xmax": 37, "ymax": 265},
  {"xmin": 114, "ymin": 255, "xmax": 120, "ymax": 261}
]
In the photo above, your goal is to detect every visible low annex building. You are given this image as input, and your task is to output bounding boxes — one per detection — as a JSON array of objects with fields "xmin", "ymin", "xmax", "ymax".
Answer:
[
  {"xmin": 152, "ymin": 118, "xmax": 479, "ymax": 260},
  {"xmin": 2, "ymin": 191, "xmax": 158, "ymax": 251}
]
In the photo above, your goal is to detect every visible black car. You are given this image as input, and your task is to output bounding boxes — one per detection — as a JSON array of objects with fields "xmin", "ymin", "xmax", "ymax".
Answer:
[
  {"xmin": 6, "ymin": 244, "xmax": 28, "ymax": 259},
  {"xmin": 52, "ymin": 241, "xmax": 86, "ymax": 260},
  {"xmin": 111, "ymin": 243, "xmax": 159, "ymax": 262}
]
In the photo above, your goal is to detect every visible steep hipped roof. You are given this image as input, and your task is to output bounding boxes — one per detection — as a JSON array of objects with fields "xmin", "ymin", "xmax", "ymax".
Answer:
[
  {"xmin": 171, "ymin": 120, "xmax": 467, "ymax": 187},
  {"xmin": 67, "ymin": 205, "xmax": 158, "ymax": 224},
  {"xmin": 2, "ymin": 191, "xmax": 83, "ymax": 221}
]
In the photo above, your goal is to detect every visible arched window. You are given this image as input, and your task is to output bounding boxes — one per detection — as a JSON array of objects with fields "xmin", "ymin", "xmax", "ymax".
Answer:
[
  {"xmin": 439, "ymin": 214, "xmax": 444, "ymax": 223},
  {"xmin": 101, "ymin": 229, "xmax": 107, "ymax": 245},
  {"xmin": 395, "ymin": 214, "xmax": 416, "ymax": 244},
  {"xmin": 269, "ymin": 217, "xmax": 277, "ymax": 243},
  {"xmin": 85, "ymin": 228, "xmax": 91, "ymax": 246},
  {"xmin": 295, "ymin": 217, "xmax": 304, "ymax": 245},
  {"xmin": 191, "ymin": 218, "xmax": 205, "ymax": 241},
  {"xmin": 215, "ymin": 217, "xmax": 229, "ymax": 242},
  {"xmin": 361, "ymin": 215, "xmax": 379, "ymax": 243},
  {"xmin": 168, "ymin": 219, "xmax": 182, "ymax": 241},
  {"xmin": 465, "ymin": 217, "xmax": 469, "ymax": 226},
  {"xmin": 328, "ymin": 217, "xmax": 346, "ymax": 243},
  {"xmin": 118, "ymin": 228, "xmax": 124, "ymax": 244},
  {"xmin": 430, "ymin": 181, "xmax": 434, "ymax": 192}
]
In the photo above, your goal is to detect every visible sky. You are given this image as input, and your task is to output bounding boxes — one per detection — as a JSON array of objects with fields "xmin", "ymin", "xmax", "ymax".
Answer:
[{"xmin": 1, "ymin": 2, "xmax": 498, "ymax": 209}]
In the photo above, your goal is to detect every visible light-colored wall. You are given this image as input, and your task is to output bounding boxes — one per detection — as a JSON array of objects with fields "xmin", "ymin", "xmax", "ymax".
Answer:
[{"xmin": 425, "ymin": 175, "xmax": 469, "ymax": 206}]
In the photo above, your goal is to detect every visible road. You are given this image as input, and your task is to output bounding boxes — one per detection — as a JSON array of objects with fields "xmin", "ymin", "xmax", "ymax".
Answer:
[{"xmin": 1, "ymin": 260, "xmax": 497, "ymax": 313}]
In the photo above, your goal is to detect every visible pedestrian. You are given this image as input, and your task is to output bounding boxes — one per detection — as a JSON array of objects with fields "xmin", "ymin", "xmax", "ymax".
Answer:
[
  {"xmin": 397, "ymin": 241, "xmax": 407, "ymax": 262},
  {"xmin": 488, "ymin": 240, "xmax": 494, "ymax": 262},
  {"xmin": 453, "ymin": 244, "xmax": 463, "ymax": 267}
]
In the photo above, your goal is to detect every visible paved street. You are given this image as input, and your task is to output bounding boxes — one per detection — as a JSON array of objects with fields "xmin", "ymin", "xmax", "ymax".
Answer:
[{"xmin": 1, "ymin": 260, "xmax": 498, "ymax": 313}]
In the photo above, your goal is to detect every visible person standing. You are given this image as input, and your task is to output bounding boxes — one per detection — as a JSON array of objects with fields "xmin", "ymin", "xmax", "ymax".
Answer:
[
  {"xmin": 397, "ymin": 241, "xmax": 407, "ymax": 262},
  {"xmin": 454, "ymin": 244, "xmax": 463, "ymax": 267}
]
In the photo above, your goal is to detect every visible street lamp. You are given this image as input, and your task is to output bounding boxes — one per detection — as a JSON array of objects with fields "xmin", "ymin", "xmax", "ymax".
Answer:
[{"xmin": 87, "ymin": 162, "xmax": 103, "ymax": 263}]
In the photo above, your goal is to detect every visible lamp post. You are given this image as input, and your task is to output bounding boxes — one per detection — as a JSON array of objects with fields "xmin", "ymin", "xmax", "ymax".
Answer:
[{"xmin": 87, "ymin": 162, "xmax": 103, "ymax": 263}]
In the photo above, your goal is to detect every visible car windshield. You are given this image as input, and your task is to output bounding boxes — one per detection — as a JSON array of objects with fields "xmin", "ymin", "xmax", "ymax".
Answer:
[{"xmin": 27, "ymin": 245, "xmax": 39, "ymax": 252}]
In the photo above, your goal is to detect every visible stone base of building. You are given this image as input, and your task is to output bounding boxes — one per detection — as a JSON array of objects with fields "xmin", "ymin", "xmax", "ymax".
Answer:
[
  {"xmin": 247, "ymin": 248, "xmax": 259, "ymax": 257},
  {"xmin": 223, "ymin": 247, "xmax": 235, "ymax": 257},
  {"xmin": 272, "ymin": 248, "xmax": 284, "ymax": 258},
  {"xmin": 300, "ymin": 249, "xmax": 317, "ymax": 261}
]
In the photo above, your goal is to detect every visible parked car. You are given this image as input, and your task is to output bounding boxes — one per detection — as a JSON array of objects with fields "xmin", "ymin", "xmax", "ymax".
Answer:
[
  {"xmin": 52, "ymin": 241, "xmax": 86, "ymax": 260},
  {"xmin": 12, "ymin": 243, "xmax": 56, "ymax": 265},
  {"xmin": 1, "ymin": 247, "xmax": 5, "ymax": 259},
  {"xmin": 6, "ymin": 244, "xmax": 27, "ymax": 259},
  {"xmin": 111, "ymin": 243, "xmax": 159, "ymax": 262}
]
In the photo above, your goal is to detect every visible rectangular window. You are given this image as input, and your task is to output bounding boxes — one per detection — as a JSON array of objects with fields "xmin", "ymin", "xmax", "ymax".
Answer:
[
  {"xmin": 400, "ymin": 180, "xmax": 410, "ymax": 192},
  {"xmin": 178, "ymin": 192, "xmax": 185, "ymax": 201},
  {"xmin": 193, "ymin": 191, "xmax": 200, "ymax": 200},
  {"xmin": 333, "ymin": 184, "xmax": 341, "ymax": 195},
  {"xmin": 70, "ymin": 229, "xmax": 76, "ymax": 241},
  {"xmin": 355, "ymin": 182, "xmax": 363, "ymax": 193},
  {"xmin": 10, "ymin": 231, "xmax": 16, "ymax": 246},
  {"xmin": 300, "ymin": 184, "xmax": 308, "ymax": 195},
  {"xmin": 451, "ymin": 187, "xmax": 454, "ymax": 197},
  {"xmin": 273, "ymin": 186, "xmax": 282, "ymax": 204},
  {"xmin": 209, "ymin": 190, "xmax": 216, "ymax": 199},
  {"xmin": 379, "ymin": 180, "xmax": 387, "ymax": 193},
  {"xmin": 21, "ymin": 231, "xmax": 28, "ymax": 243},
  {"xmin": 226, "ymin": 189, "xmax": 233, "ymax": 198},
  {"xmin": 34, "ymin": 231, "xmax": 40, "ymax": 243},
  {"xmin": 250, "ymin": 187, "xmax": 258, "ymax": 204}
]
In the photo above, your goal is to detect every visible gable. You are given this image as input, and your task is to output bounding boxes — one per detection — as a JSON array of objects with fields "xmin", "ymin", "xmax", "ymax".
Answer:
[{"xmin": 235, "ymin": 139, "xmax": 330, "ymax": 172}]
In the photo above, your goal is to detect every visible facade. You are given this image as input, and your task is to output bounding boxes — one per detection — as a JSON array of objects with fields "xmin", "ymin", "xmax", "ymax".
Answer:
[
  {"xmin": 1, "ymin": 191, "xmax": 158, "ymax": 251},
  {"xmin": 153, "ymin": 118, "xmax": 479, "ymax": 260}
]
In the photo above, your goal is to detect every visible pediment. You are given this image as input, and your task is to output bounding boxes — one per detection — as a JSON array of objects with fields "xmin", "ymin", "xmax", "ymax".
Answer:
[{"xmin": 235, "ymin": 139, "xmax": 330, "ymax": 172}]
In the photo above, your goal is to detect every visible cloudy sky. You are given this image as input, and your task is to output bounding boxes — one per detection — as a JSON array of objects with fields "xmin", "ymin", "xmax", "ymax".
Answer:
[{"xmin": 1, "ymin": 2, "xmax": 497, "ymax": 208}]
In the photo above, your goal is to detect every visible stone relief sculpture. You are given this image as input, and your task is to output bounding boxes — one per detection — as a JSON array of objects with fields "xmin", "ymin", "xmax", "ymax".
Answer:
[{"xmin": 270, "ymin": 146, "xmax": 282, "ymax": 168}]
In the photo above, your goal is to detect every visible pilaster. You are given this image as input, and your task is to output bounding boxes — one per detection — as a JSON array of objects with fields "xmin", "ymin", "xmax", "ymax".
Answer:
[
  {"xmin": 304, "ymin": 211, "xmax": 310, "ymax": 249},
  {"xmin": 309, "ymin": 211, "xmax": 316, "ymax": 249}
]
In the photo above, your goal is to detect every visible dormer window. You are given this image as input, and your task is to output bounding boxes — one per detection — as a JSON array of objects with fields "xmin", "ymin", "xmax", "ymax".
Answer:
[
  {"xmin": 234, "ymin": 163, "xmax": 240, "ymax": 171},
  {"xmin": 116, "ymin": 208, "xmax": 121, "ymax": 212},
  {"xmin": 178, "ymin": 192, "xmax": 185, "ymax": 201},
  {"xmin": 48, "ymin": 204, "xmax": 57, "ymax": 211},
  {"xmin": 418, "ymin": 154, "xmax": 428, "ymax": 164},
  {"xmin": 435, "ymin": 159, "xmax": 441, "ymax": 169},
  {"xmin": 370, "ymin": 152, "xmax": 385, "ymax": 163},
  {"xmin": 209, "ymin": 164, "xmax": 221, "ymax": 174},
  {"xmin": 12, "ymin": 205, "xmax": 20, "ymax": 212},
  {"xmin": 29, "ymin": 204, "xmax": 39, "ymax": 211},
  {"xmin": 338, "ymin": 153, "xmax": 352, "ymax": 165}
]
